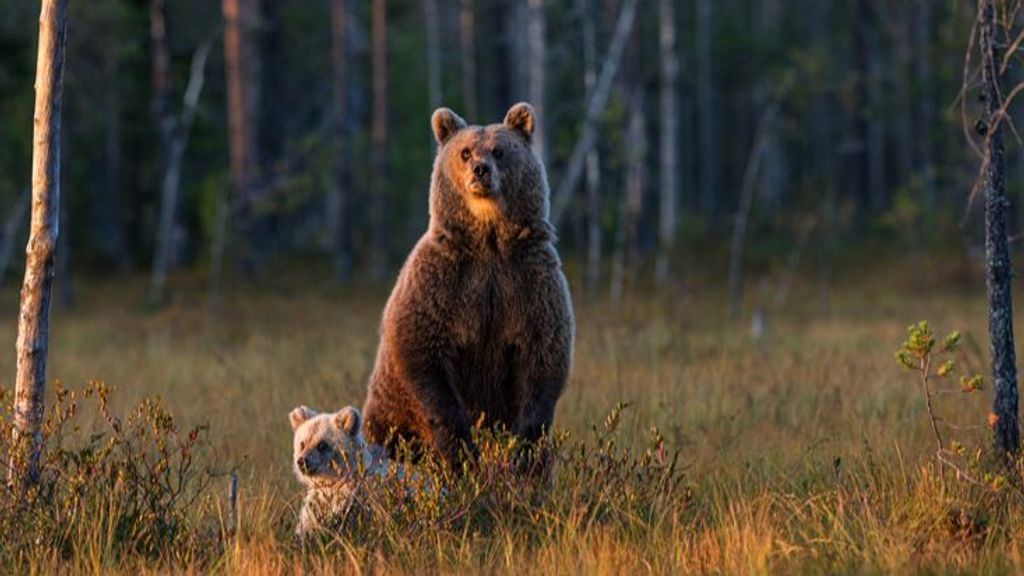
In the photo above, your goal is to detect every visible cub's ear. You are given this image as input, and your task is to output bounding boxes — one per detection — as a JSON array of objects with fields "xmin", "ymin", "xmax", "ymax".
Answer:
[
  {"xmin": 503, "ymin": 102, "xmax": 534, "ymax": 141},
  {"xmin": 334, "ymin": 406, "xmax": 362, "ymax": 437},
  {"xmin": 289, "ymin": 406, "xmax": 317, "ymax": 431},
  {"xmin": 432, "ymin": 107, "xmax": 467, "ymax": 146}
]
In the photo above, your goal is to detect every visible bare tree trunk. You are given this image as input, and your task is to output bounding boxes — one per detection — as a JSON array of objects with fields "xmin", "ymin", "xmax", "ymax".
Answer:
[
  {"xmin": 549, "ymin": 0, "xmax": 639, "ymax": 226},
  {"xmin": 10, "ymin": 0, "xmax": 68, "ymax": 490},
  {"xmin": 370, "ymin": 0, "xmax": 388, "ymax": 280},
  {"xmin": 424, "ymin": 0, "xmax": 442, "ymax": 110},
  {"xmin": 655, "ymin": 0, "xmax": 678, "ymax": 285},
  {"xmin": 527, "ymin": 0, "xmax": 545, "ymax": 163},
  {"xmin": 979, "ymin": 0, "xmax": 1020, "ymax": 458},
  {"xmin": 727, "ymin": 101, "xmax": 781, "ymax": 319},
  {"xmin": 696, "ymin": 0, "xmax": 719, "ymax": 223},
  {"xmin": 328, "ymin": 0, "xmax": 353, "ymax": 281},
  {"xmin": 460, "ymin": 0, "xmax": 477, "ymax": 119},
  {"xmin": 753, "ymin": 0, "xmax": 785, "ymax": 213},
  {"xmin": 580, "ymin": 0, "xmax": 601, "ymax": 293},
  {"xmin": 211, "ymin": 0, "xmax": 260, "ymax": 307},
  {"xmin": 149, "ymin": 39, "xmax": 210, "ymax": 305},
  {"xmin": 610, "ymin": 90, "xmax": 645, "ymax": 308}
]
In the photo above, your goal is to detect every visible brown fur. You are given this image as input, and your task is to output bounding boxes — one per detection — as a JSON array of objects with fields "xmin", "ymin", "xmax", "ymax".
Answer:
[{"xmin": 362, "ymin": 103, "xmax": 575, "ymax": 468}]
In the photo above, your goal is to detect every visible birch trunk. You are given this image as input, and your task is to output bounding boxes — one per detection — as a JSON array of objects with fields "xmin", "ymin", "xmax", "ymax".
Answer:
[
  {"xmin": 979, "ymin": 0, "xmax": 1020, "ymax": 457},
  {"xmin": 10, "ymin": 0, "xmax": 68, "ymax": 489},
  {"xmin": 549, "ymin": 0, "xmax": 639, "ymax": 226},
  {"xmin": 149, "ymin": 40, "xmax": 209, "ymax": 303},
  {"xmin": 655, "ymin": 0, "xmax": 678, "ymax": 284}
]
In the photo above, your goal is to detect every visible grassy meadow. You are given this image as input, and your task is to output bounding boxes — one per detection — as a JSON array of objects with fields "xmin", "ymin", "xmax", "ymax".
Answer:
[{"xmin": 2, "ymin": 258, "xmax": 1024, "ymax": 573}]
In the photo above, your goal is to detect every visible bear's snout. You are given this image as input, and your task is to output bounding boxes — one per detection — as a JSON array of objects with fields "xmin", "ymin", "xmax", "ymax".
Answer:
[{"xmin": 472, "ymin": 161, "xmax": 490, "ymax": 179}]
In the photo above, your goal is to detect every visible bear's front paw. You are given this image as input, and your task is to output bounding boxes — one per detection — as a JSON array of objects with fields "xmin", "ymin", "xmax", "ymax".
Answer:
[{"xmin": 431, "ymin": 422, "xmax": 478, "ymax": 472}]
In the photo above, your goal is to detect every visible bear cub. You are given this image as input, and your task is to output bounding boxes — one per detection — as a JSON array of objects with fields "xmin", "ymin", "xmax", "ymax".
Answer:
[{"xmin": 289, "ymin": 405, "xmax": 385, "ymax": 538}]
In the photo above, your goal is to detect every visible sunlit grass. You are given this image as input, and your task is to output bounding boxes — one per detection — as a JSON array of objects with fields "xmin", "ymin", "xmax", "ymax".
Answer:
[{"xmin": 1, "ymin": 261, "xmax": 1023, "ymax": 573}]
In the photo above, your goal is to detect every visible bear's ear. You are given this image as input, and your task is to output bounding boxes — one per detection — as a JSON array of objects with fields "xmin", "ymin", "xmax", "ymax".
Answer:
[
  {"xmin": 432, "ymin": 107, "xmax": 467, "ymax": 146},
  {"xmin": 289, "ymin": 406, "xmax": 317, "ymax": 431},
  {"xmin": 334, "ymin": 406, "xmax": 362, "ymax": 437},
  {"xmin": 503, "ymin": 102, "xmax": 535, "ymax": 141}
]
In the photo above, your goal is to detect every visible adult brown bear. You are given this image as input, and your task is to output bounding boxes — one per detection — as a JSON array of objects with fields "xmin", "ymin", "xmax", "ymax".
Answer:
[{"xmin": 362, "ymin": 103, "xmax": 574, "ymax": 470}]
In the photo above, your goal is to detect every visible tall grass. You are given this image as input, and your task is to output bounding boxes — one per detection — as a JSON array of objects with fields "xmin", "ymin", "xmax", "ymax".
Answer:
[{"xmin": 0, "ymin": 265, "xmax": 1023, "ymax": 573}]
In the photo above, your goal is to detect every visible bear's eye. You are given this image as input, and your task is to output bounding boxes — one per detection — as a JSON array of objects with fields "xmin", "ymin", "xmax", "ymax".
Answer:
[
  {"xmin": 493, "ymin": 147, "xmax": 504, "ymax": 160},
  {"xmin": 316, "ymin": 440, "xmax": 330, "ymax": 452},
  {"xmin": 460, "ymin": 148, "xmax": 471, "ymax": 162}
]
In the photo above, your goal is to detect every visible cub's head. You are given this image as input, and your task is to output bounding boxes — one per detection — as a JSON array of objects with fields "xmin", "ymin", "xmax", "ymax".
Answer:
[
  {"xmin": 430, "ymin": 102, "xmax": 549, "ymax": 226},
  {"xmin": 289, "ymin": 405, "xmax": 366, "ymax": 485}
]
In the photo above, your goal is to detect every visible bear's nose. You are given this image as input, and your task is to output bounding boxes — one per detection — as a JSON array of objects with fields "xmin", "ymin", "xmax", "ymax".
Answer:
[{"xmin": 472, "ymin": 162, "xmax": 490, "ymax": 179}]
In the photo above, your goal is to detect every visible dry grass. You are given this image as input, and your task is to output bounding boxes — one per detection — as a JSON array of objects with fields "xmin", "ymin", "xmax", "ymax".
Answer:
[{"xmin": 1, "ymin": 263, "xmax": 1024, "ymax": 573}]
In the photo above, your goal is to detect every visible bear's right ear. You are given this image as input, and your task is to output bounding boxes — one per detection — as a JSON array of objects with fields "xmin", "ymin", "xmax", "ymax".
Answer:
[
  {"xmin": 432, "ymin": 107, "xmax": 467, "ymax": 146},
  {"xmin": 289, "ymin": 406, "xmax": 316, "ymax": 431}
]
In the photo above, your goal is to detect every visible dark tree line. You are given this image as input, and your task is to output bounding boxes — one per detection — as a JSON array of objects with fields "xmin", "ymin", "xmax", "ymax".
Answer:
[{"xmin": 0, "ymin": 0, "xmax": 1004, "ymax": 301}]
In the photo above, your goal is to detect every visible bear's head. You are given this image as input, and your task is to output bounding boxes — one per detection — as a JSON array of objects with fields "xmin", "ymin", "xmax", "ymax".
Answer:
[
  {"xmin": 289, "ymin": 405, "xmax": 367, "ymax": 486},
  {"xmin": 430, "ymin": 102, "xmax": 551, "ymax": 236}
]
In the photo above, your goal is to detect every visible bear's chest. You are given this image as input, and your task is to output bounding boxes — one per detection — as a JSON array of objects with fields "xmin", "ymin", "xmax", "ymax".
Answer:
[{"xmin": 449, "ymin": 261, "xmax": 528, "ymax": 349}]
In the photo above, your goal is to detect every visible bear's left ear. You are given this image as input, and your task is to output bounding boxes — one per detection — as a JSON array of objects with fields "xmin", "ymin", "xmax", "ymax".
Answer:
[
  {"xmin": 289, "ymin": 406, "xmax": 317, "ymax": 431},
  {"xmin": 503, "ymin": 102, "xmax": 534, "ymax": 142},
  {"xmin": 432, "ymin": 107, "xmax": 468, "ymax": 146},
  {"xmin": 334, "ymin": 406, "xmax": 362, "ymax": 437}
]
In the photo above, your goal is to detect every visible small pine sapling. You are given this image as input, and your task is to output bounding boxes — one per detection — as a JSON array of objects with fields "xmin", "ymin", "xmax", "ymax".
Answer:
[{"xmin": 896, "ymin": 321, "xmax": 1002, "ymax": 489}]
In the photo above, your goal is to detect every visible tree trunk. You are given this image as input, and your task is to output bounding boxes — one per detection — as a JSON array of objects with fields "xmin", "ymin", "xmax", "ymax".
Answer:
[
  {"xmin": 527, "ymin": 0, "xmax": 545, "ymax": 163},
  {"xmin": 212, "ymin": 0, "xmax": 260, "ymax": 306},
  {"xmin": 424, "ymin": 0, "xmax": 442, "ymax": 110},
  {"xmin": 696, "ymin": 0, "xmax": 719, "ymax": 224},
  {"xmin": 460, "ymin": 0, "xmax": 477, "ymax": 119},
  {"xmin": 655, "ymin": 0, "xmax": 678, "ymax": 284},
  {"xmin": 328, "ymin": 0, "xmax": 353, "ymax": 281},
  {"xmin": 610, "ymin": 90, "xmax": 645, "ymax": 308},
  {"xmin": 150, "ymin": 0, "xmax": 210, "ymax": 304},
  {"xmin": 10, "ymin": 0, "xmax": 68, "ymax": 489},
  {"xmin": 370, "ymin": 0, "xmax": 388, "ymax": 280},
  {"xmin": 979, "ymin": 0, "xmax": 1020, "ymax": 458},
  {"xmin": 580, "ymin": 0, "xmax": 601, "ymax": 293},
  {"xmin": 98, "ymin": 47, "xmax": 128, "ymax": 270},
  {"xmin": 728, "ymin": 101, "xmax": 781, "ymax": 319},
  {"xmin": 549, "ymin": 0, "xmax": 639, "ymax": 227}
]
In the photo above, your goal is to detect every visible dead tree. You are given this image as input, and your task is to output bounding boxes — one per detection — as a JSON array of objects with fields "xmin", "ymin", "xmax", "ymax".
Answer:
[
  {"xmin": 549, "ymin": 0, "xmax": 639, "ymax": 227},
  {"xmin": 978, "ymin": 0, "xmax": 1019, "ymax": 457},
  {"xmin": 10, "ymin": 0, "xmax": 69, "ymax": 489},
  {"xmin": 696, "ymin": 0, "xmax": 719, "ymax": 222},
  {"xmin": 610, "ymin": 90, "xmax": 645, "ymax": 307},
  {"xmin": 656, "ymin": 0, "xmax": 678, "ymax": 284},
  {"xmin": 149, "ymin": 0, "xmax": 211, "ymax": 304}
]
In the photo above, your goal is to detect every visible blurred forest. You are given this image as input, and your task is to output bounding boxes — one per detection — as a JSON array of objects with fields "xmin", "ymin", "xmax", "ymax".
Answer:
[{"xmin": 0, "ymin": 1, "xmax": 998, "ymax": 303}]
